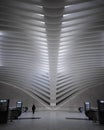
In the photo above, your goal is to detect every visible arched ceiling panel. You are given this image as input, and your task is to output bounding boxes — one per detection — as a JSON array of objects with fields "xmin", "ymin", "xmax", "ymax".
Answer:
[{"xmin": 0, "ymin": 0, "xmax": 104, "ymax": 108}]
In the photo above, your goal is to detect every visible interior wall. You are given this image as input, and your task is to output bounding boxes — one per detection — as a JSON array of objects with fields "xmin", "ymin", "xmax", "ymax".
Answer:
[
  {"xmin": 0, "ymin": 82, "xmax": 46, "ymax": 111},
  {"xmin": 1, "ymin": 81, "xmax": 104, "ymax": 111},
  {"xmin": 59, "ymin": 85, "xmax": 104, "ymax": 111}
]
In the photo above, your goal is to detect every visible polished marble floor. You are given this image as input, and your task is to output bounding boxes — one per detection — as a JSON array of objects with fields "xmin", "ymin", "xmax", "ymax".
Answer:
[{"xmin": 0, "ymin": 111, "xmax": 104, "ymax": 130}]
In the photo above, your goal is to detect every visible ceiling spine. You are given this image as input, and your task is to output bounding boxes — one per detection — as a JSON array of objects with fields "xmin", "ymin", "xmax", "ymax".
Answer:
[{"xmin": 43, "ymin": 0, "xmax": 64, "ymax": 107}]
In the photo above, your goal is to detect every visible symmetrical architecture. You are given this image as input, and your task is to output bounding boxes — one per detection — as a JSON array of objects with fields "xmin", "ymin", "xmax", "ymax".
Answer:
[{"xmin": 0, "ymin": 0, "xmax": 104, "ymax": 110}]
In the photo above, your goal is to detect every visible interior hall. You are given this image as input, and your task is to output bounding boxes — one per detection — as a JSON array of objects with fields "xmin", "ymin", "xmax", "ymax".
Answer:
[{"xmin": 0, "ymin": 0, "xmax": 104, "ymax": 130}]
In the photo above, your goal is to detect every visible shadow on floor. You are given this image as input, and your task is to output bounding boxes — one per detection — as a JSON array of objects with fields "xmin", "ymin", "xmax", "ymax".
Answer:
[
  {"xmin": 18, "ymin": 117, "xmax": 41, "ymax": 120},
  {"xmin": 66, "ymin": 117, "xmax": 88, "ymax": 120}
]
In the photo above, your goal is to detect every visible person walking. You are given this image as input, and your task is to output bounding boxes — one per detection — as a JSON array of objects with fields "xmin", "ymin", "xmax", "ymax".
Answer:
[{"xmin": 32, "ymin": 104, "xmax": 36, "ymax": 114}]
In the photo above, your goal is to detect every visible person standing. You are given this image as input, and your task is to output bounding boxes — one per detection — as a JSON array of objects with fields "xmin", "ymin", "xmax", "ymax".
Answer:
[{"xmin": 32, "ymin": 104, "xmax": 36, "ymax": 114}]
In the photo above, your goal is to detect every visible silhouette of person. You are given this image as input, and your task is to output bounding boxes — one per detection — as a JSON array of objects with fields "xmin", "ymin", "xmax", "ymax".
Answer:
[{"xmin": 32, "ymin": 104, "xmax": 36, "ymax": 114}]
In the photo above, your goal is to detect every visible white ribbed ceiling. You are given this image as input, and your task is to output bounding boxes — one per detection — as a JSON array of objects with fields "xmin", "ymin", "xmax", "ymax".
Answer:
[{"xmin": 0, "ymin": 0, "xmax": 104, "ymax": 108}]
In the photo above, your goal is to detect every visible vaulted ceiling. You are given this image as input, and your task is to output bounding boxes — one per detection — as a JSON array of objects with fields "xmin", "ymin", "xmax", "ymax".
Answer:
[{"xmin": 0, "ymin": 0, "xmax": 104, "ymax": 108}]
